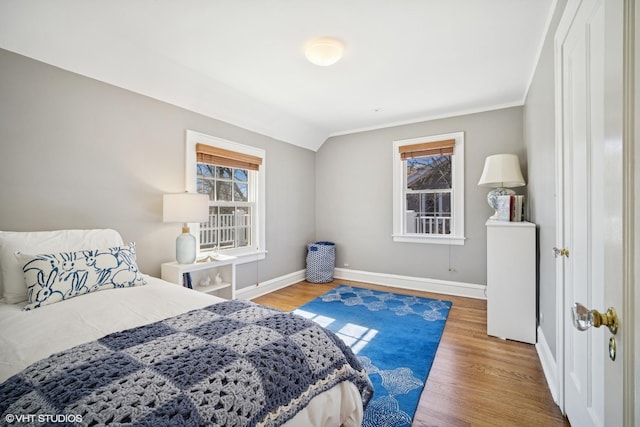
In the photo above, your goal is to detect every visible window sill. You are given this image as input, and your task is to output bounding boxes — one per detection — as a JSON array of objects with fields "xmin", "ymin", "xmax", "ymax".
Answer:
[
  {"xmin": 199, "ymin": 249, "xmax": 267, "ymax": 265},
  {"xmin": 392, "ymin": 234, "xmax": 466, "ymax": 245}
]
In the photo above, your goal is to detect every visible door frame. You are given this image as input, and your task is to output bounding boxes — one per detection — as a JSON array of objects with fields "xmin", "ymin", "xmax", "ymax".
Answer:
[
  {"xmin": 631, "ymin": 2, "xmax": 639, "ymax": 424},
  {"xmin": 553, "ymin": 0, "xmax": 636, "ymax": 424}
]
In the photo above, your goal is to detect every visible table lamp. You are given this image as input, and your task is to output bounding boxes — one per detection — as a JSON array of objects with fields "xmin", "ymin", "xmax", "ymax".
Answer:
[
  {"xmin": 477, "ymin": 154, "xmax": 526, "ymax": 219},
  {"xmin": 163, "ymin": 192, "xmax": 209, "ymax": 264}
]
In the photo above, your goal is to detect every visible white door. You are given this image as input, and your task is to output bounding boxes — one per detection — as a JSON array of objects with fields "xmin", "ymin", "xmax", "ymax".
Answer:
[{"xmin": 556, "ymin": 0, "xmax": 626, "ymax": 425}]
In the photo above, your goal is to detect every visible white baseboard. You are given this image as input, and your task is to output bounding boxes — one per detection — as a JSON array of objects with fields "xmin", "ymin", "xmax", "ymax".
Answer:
[
  {"xmin": 535, "ymin": 326, "xmax": 560, "ymax": 405},
  {"xmin": 236, "ymin": 267, "xmax": 486, "ymax": 301},
  {"xmin": 236, "ymin": 269, "xmax": 306, "ymax": 300},
  {"xmin": 334, "ymin": 267, "xmax": 487, "ymax": 300}
]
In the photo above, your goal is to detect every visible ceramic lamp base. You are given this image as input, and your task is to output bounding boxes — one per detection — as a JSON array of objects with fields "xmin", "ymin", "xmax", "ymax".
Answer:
[
  {"xmin": 487, "ymin": 187, "xmax": 515, "ymax": 219},
  {"xmin": 176, "ymin": 227, "xmax": 196, "ymax": 264}
]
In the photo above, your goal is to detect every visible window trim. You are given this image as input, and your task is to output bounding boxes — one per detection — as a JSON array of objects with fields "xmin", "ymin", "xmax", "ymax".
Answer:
[
  {"xmin": 392, "ymin": 131, "xmax": 465, "ymax": 245},
  {"xmin": 186, "ymin": 130, "xmax": 266, "ymax": 260}
]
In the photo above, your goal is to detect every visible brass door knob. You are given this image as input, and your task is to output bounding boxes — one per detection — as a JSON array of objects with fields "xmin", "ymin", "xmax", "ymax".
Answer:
[
  {"xmin": 553, "ymin": 247, "xmax": 570, "ymax": 258},
  {"xmin": 571, "ymin": 302, "xmax": 618, "ymax": 335}
]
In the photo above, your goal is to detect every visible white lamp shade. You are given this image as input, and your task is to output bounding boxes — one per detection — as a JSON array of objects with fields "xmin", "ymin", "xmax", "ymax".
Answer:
[
  {"xmin": 305, "ymin": 37, "xmax": 345, "ymax": 66},
  {"xmin": 478, "ymin": 154, "xmax": 526, "ymax": 188},
  {"xmin": 163, "ymin": 193, "xmax": 209, "ymax": 223}
]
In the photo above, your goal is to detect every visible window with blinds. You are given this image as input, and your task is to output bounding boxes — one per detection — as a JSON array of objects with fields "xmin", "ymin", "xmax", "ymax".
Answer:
[
  {"xmin": 195, "ymin": 143, "xmax": 263, "ymax": 251},
  {"xmin": 402, "ymin": 139, "xmax": 454, "ymax": 235},
  {"xmin": 392, "ymin": 133, "xmax": 465, "ymax": 245}
]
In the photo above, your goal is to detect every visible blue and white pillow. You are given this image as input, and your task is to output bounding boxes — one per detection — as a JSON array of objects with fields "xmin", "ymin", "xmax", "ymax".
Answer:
[{"xmin": 18, "ymin": 243, "xmax": 146, "ymax": 311}]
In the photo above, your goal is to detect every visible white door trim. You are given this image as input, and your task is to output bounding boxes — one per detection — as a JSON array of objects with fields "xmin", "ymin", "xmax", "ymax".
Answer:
[
  {"xmin": 553, "ymin": 0, "xmax": 580, "ymax": 412},
  {"xmin": 634, "ymin": 2, "xmax": 640, "ymax": 423},
  {"xmin": 622, "ymin": 1, "xmax": 637, "ymax": 425}
]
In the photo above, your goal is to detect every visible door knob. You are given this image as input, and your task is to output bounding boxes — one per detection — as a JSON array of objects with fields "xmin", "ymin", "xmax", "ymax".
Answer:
[
  {"xmin": 571, "ymin": 302, "xmax": 618, "ymax": 334},
  {"xmin": 553, "ymin": 247, "xmax": 570, "ymax": 258}
]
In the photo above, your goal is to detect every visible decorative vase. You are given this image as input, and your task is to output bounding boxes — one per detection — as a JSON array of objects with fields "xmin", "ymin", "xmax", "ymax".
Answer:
[{"xmin": 176, "ymin": 228, "xmax": 196, "ymax": 264}]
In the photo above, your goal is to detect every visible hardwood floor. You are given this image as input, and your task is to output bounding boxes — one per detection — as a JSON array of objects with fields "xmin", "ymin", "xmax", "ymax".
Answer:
[{"xmin": 252, "ymin": 280, "xmax": 570, "ymax": 427}]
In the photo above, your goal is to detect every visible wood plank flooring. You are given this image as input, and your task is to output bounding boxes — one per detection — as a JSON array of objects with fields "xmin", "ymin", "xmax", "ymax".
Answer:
[{"xmin": 252, "ymin": 280, "xmax": 570, "ymax": 427}]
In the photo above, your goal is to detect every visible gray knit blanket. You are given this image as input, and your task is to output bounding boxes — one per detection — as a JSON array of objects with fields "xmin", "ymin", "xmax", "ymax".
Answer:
[{"xmin": 0, "ymin": 300, "xmax": 373, "ymax": 426}]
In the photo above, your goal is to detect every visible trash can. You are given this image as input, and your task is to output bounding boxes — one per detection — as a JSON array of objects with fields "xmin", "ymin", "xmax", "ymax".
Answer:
[{"xmin": 306, "ymin": 241, "xmax": 335, "ymax": 283}]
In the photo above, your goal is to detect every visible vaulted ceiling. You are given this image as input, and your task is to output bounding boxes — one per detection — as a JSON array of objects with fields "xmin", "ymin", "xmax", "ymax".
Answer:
[{"xmin": 0, "ymin": 0, "xmax": 554, "ymax": 151}]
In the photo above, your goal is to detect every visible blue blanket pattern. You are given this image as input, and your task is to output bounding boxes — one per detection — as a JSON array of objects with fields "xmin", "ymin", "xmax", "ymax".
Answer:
[{"xmin": 0, "ymin": 300, "xmax": 373, "ymax": 426}]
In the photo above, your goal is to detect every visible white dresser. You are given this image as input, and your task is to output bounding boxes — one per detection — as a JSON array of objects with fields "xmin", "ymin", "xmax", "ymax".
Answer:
[{"xmin": 486, "ymin": 220, "xmax": 536, "ymax": 344}]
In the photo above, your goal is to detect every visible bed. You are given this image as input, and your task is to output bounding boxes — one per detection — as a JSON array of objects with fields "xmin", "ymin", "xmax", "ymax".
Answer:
[{"xmin": 0, "ymin": 229, "xmax": 372, "ymax": 426}]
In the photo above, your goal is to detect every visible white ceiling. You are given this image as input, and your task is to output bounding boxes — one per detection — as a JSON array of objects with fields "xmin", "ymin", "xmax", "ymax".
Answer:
[{"xmin": 0, "ymin": 0, "xmax": 554, "ymax": 151}]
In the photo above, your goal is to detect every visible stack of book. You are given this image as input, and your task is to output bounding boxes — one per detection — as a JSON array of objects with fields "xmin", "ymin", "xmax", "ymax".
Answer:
[{"xmin": 496, "ymin": 194, "xmax": 525, "ymax": 222}]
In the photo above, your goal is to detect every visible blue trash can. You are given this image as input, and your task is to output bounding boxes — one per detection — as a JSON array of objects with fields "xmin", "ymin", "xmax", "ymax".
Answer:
[{"xmin": 306, "ymin": 241, "xmax": 335, "ymax": 283}]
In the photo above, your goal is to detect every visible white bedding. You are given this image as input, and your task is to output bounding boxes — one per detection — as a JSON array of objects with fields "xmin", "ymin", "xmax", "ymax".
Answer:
[{"xmin": 0, "ymin": 277, "xmax": 363, "ymax": 426}]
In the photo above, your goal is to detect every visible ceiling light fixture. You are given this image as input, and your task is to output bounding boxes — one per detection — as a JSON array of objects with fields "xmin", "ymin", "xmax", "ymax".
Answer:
[{"xmin": 305, "ymin": 37, "xmax": 345, "ymax": 66}]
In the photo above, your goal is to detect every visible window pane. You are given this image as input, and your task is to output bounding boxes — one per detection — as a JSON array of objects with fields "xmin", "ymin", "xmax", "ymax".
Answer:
[
  {"xmin": 234, "ymin": 168, "xmax": 248, "ymax": 182},
  {"xmin": 406, "ymin": 155, "xmax": 451, "ymax": 190},
  {"xmin": 197, "ymin": 164, "xmax": 215, "ymax": 177},
  {"xmin": 234, "ymin": 207, "xmax": 251, "ymax": 247},
  {"xmin": 217, "ymin": 181, "xmax": 232, "ymax": 201},
  {"xmin": 217, "ymin": 207, "xmax": 235, "ymax": 248},
  {"xmin": 197, "ymin": 178, "xmax": 215, "ymax": 200},
  {"xmin": 405, "ymin": 191, "xmax": 451, "ymax": 235},
  {"xmin": 200, "ymin": 206, "xmax": 252, "ymax": 250},
  {"xmin": 216, "ymin": 166, "xmax": 232, "ymax": 179},
  {"xmin": 234, "ymin": 183, "xmax": 248, "ymax": 202},
  {"xmin": 406, "ymin": 193, "xmax": 420, "ymax": 213},
  {"xmin": 200, "ymin": 206, "xmax": 216, "ymax": 249}
]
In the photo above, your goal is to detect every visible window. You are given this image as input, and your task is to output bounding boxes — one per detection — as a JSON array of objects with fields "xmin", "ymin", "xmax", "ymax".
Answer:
[
  {"xmin": 392, "ymin": 132, "xmax": 465, "ymax": 245},
  {"xmin": 186, "ymin": 130, "xmax": 266, "ymax": 259}
]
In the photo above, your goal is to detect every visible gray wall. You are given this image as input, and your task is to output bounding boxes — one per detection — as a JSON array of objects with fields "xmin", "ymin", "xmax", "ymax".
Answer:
[
  {"xmin": 523, "ymin": 0, "xmax": 568, "ymax": 359},
  {"xmin": 316, "ymin": 107, "xmax": 525, "ymax": 286},
  {"xmin": 0, "ymin": 49, "xmax": 316, "ymax": 290}
]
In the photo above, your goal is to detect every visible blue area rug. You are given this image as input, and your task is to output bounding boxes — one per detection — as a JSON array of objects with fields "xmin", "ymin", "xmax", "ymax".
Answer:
[{"xmin": 294, "ymin": 285, "xmax": 452, "ymax": 427}]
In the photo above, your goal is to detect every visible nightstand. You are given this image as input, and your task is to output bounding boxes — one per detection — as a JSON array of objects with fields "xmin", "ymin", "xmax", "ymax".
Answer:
[{"xmin": 161, "ymin": 255, "xmax": 237, "ymax": 299}]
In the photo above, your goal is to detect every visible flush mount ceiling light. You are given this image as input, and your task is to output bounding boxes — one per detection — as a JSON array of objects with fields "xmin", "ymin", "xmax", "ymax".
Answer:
[{"xmin": 304, "ymin": 37, "xmax": 345, "ymax": 66}]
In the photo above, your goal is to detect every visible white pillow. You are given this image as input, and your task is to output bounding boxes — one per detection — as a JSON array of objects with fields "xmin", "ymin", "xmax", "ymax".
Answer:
[
  {"xmin": 18, "ymin": 242, "xmax": 146, "ymax": 311},
  {"xmin": 0, "ymin": 229, "xmax": 124, "ymax": 304}
]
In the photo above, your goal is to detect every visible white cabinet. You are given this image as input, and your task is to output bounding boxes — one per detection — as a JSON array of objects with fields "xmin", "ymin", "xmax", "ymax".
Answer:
[
  {"xmin": 161, "ymin": 255, "xmax": 236, "ymax": 299},
  {"xmin": 486, "ymin": 220, "xmax": 536, "ymax": 344}
]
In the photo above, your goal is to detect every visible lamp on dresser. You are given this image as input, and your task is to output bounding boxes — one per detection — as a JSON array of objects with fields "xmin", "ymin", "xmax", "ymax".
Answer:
[
  {"xmin": 477, "ymin": 154, "xmax": 526, "ymax": 219},
  {"xmin": 163, "ymin": 192, "xmax": 209, "ymax": 264}
]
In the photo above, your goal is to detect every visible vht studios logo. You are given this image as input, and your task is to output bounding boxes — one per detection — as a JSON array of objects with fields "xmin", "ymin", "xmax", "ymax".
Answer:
[{"xmin": 5, "ymin": 414, "xmax": 83, "ymax": 424}]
